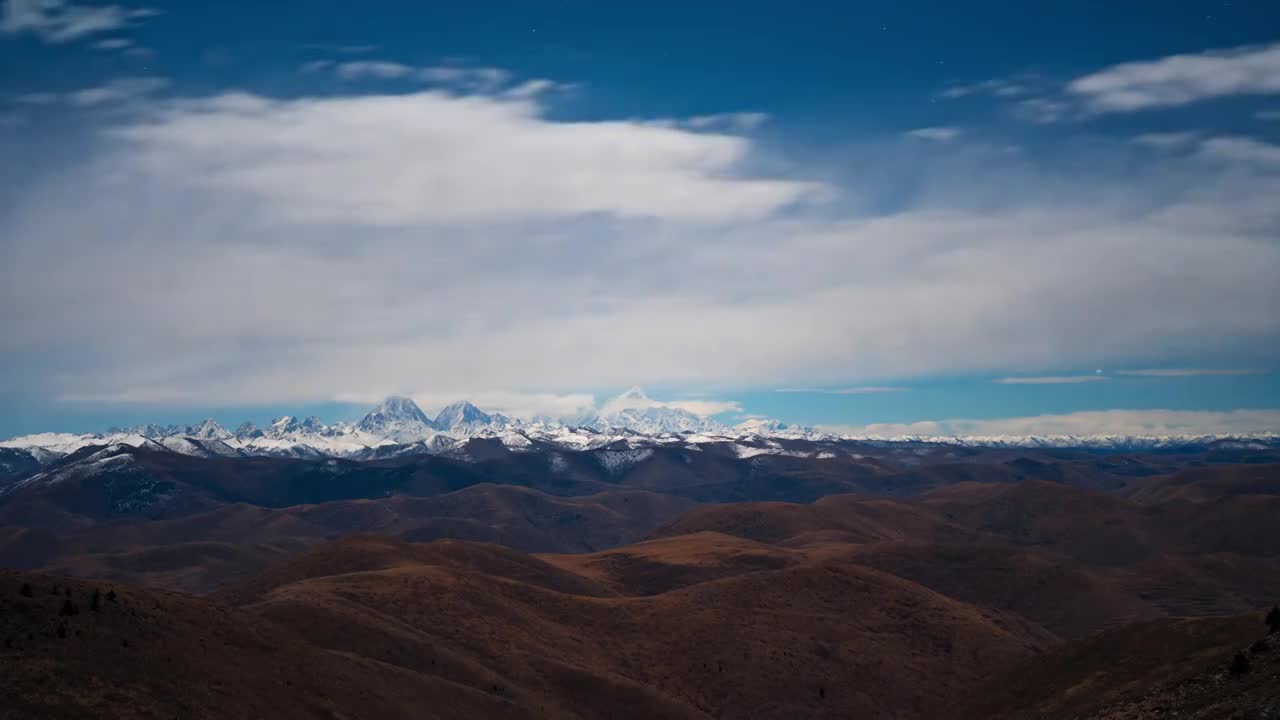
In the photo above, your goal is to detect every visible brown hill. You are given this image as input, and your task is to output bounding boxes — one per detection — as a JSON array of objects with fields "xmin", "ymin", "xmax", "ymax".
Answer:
[
  {"xmin": 3, "ymin": 484, "xmax": 696, "ymax": 593},
  {"xmin": 1123, "ymin": 462, "xmax": 1280, "ymax": 503},
  {"xmin": 6, "ymin": 527, "xmax": 1276, "ymax": 719},
  {"xmin": 539, "ymin": 531, "xmax": 799, "ymax": 596},
  {"xmin": 212, "ymin": 534, "xmax": 616, "ymax": 606},
  {"xmin": 968, "ymin": 612, "xmax": 1279, "ymax": 719},
  {"xmin": 210, "ymin": 534, "xmax": 1052, "ymax": 719},
  {"xmin": 834, "ymin": 542, "xmax": 1162, "ymax": 639},
  {"xmin": 0, "ymin": 568, "xmax": 538, "ymax": 720},
  {"xmin": 651, "ymin": 481, "xmax": 1280, "ymax": 637}
]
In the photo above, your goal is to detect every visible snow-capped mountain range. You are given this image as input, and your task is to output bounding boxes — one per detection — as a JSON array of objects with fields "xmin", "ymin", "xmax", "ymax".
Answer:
[
  {"xmin": 0, "ymin": 389, "xmax": 816, "ymax": 465},
  {"xmin": 2, "ymin": 388, "xmax": 1278, "ymax": 468}
]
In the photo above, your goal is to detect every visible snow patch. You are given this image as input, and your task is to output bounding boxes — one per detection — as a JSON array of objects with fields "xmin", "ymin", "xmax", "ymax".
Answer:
[{"xmin": 596, "ymin": 448, "xmax": 654, "ymax": 475}]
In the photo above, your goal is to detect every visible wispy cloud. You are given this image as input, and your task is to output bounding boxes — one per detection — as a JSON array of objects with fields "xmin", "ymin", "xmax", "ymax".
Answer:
[
  {"xmin": 996, "ymin": 375, "xmax": 1107, "ymax": 385},
  {"xmin": 776, "ymin": 386, "xmax": 907, "ymax": 394},
  {"xmin": 905, "ymin": 126, "xmax": 962, "ymax": 141},
  {"xmin": 1114, "ymin": 368, "xmax": 1264, "ymax": 377},
  {"xmin": 302, "ymin": 60, "xmax": 514, "ymax": 92},
  {"xmin": 1133, "ymin": 131, "xmax": 1202, "ymax": 150},
  {"xmin": 0, "ymin": 0, "xmax": 156, "ymax": 43},
  {"xmin": 303, "ymin": 43, "xmax": 377, "ymax": 55},
  {"xmin": 13, "ymin": 78, "xmax": 166, "ymax": 107},
  {"xmin": 1015, "ymin": 97, "xmax": 1071, "ymax": 124},
  {"xmin": 598, "ymin": 395, "xmax": 741, "ymax": 417},
  {"xmin": 417, "ymin": 65, "xmax": 511, "ymax": 90},
  {"xmin": 1131, "ymin": 132, "xmax": 1280, "ymax": 165},
  {"xmin": 1198, "ymin": 136, "xmax": 1280, "ymax": 166},
  {"xmin": 1068, "ymin": 42, "xmax": 1280, "ymax": 113},
  {"xmin": 820, "ymin": 409, "xmax": 1280, "ymax": 438},
  {"xmin": 501, "ymin": 79, "xmax": 561, "ymax": 99},
  {"xmin": 333, "ymin": 60, "xmax": 416, "ymax": 80},
  {"xmin": 686, "ymin": 112, "xmax": 769, "ymax": 131},
  {"xmin": 92, "ymin": 36, "xmax": 130, "ymax": 50},
  {"xmin": 334, "ymin": 391, "xmax": 598, "ymax": 421},
  {"xmin": 68, "ymin": 76, "xmax": 168, "ymax": 106},
  {"xmin": 1259, "ymin": 110, "xmax": 1280, "ymax": 121},
  {"xmin": 941, "ymin": 78, "xmax": 1031, "ymax": 100}
]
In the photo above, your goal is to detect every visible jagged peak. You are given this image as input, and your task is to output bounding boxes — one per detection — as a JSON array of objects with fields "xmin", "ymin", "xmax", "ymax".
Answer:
[{"xmin": 433, "ymin": 400, "xmax": 492, "ymax": 430}]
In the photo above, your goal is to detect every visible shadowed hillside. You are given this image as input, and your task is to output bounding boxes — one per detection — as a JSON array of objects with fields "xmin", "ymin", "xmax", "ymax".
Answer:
[{"xmin": 969, "ymin": 613, "xmax": 1280, "ymax": 719}]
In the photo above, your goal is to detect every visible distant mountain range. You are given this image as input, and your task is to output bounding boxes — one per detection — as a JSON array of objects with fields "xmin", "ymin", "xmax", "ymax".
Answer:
[{"xmin": 2, "ymin": 388, "xmax": 1278, "ymax": 470}]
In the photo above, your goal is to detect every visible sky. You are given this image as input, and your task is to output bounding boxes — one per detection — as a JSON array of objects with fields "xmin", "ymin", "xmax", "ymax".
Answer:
[{"xmin": 2, "ymin": 0, "xmax": 1280, "ymax": 437}]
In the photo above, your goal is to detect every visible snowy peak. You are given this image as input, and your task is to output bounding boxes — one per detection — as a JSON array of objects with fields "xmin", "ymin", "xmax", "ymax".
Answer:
[
  {"xmin": 588, "ymin": 387, "xmax": 729, "ymax": 435},
  {"xmin": 109, "ymin": 423, "xmax": 168, "ymax": 439},
  {"xmin": 186, "ymin": 419, "xmax": 232, "ymax": 442},
  {"xmin": 296, "ymin": 416, "xmax": 326, "ymax": 433},
  {"xmin": 356, "ymin": 395, "xmax": 437, "ymax": 441},
  {"xmin": 234, "ymin": 422, "xmax": 262, "ymax": 439},
  {"xmin": 433, "ymin": 401, "xmax": 491, "ymax": 431},
  {"xmin": 735, "ymin": 417, "xmax": 791, "ymax": 435},
  {"xmin": 358, "ymin": 396, "xmax": 432, "ymax": 428}
]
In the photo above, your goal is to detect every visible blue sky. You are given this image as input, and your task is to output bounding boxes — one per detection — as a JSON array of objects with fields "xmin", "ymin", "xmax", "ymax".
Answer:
[{"xmin": 2, "ymin": 0, "xmax": 1279, "ymax": 437}]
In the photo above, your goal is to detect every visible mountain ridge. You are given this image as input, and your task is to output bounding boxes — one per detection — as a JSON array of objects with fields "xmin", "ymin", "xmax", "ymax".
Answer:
[{"xmin": 5, "ymin": 392, "xmax": 1279, "ymax": 470}]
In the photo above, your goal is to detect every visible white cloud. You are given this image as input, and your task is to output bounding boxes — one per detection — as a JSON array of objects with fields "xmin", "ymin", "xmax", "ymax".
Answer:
[
  {"xmin": 417, "ymin": 66, "xmax": 510, "ymax": 91},
  {"xmin": 1068, "ymin": 43, "xmax": 1280, "ymax": 113},
  {"xmin": 821, "ymin": 409, "xmax": 1280, "ymax": 438},
  {"xmin": 1114, "ymin": 368, "xmax": 1263, "ymax": 377},
  {"xmin": 905, "ymin": 126, "xmax": 961, "ymax": 141},
  {"xmin": 1130, "ymin": 132, "xmax": 1280, "ymax": 165},
  {"xmin": 941, "ymin": 78, "xmax": 1031, "ymax": 100},
  {"xmin": 303, "ymin": 60, "xmax": 514, "ymax": 92},
  {"xmin": 1015, "ymin": 97, "xmax": 1070, "ymax": 124},
  {"xmin": 686, "ymin": 112, "xmax": 769, "ymax": 131},
  {"xmin": 68, "ymin": 76, "xmax": 167, "ymax": 106},
  {"xmin": 936, "ymin": 75, "xmax": 1071, "ymax": 124},
  {"xmin": 335, "ymin": 390, "xmax": 598, "ymax": 421},
  {"xmin": 1198, "ymin": 136, "xmax": 1280, "ymax": 166},
  {"xmin": 299, "ymin": 59, "xmax": 335, "ymax": 74},
  {"xmin": 108, "ymin": 89, "xmax": 824, "ymax": 225},
  {"xmin": 1258, "ymin": 110, "xmax": 1280, "ymax": 121},
  {"xmin": 14, "ymin": 77, "xmax": 167, "ymax": 107},
  {"xmin": 92, "ymin": 36, "xmax": 129, "ymax": 49},
  {"xmin": 996, "ymin": 375, "xmax": 1107, "ymax": 385},
  {"xmin": 3, "ymin": 73, "xmax": 1280, "ymax": 409},
  {"xmin": 597, "ymin": 393, "xmax": 741, "ymax": 417},
  {"xmin": 501, "ymin": 79, "xmax": 560, "ymax": 99},
  {"xmin": 0, "ymin": 0, "xmax": 155, "ymax": 43},
  {"xmin": 332, "ymin": 60, "xmax": 416, "ymax": 80}
]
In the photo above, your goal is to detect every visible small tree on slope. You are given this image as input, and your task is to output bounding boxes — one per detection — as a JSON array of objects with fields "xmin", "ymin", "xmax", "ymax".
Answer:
[{"xmin": 1230, "ymin": 651, "xmax": 1252, "ymax": 676}]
